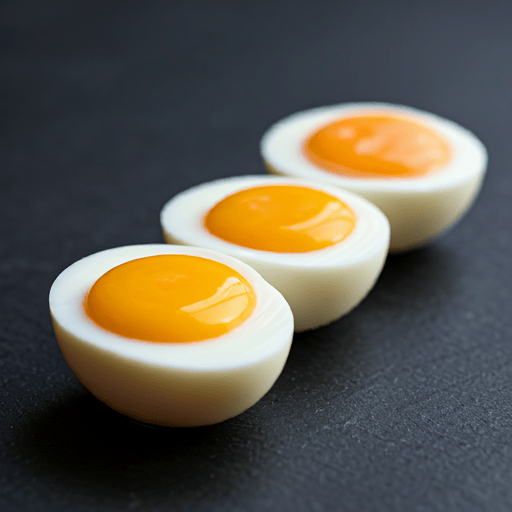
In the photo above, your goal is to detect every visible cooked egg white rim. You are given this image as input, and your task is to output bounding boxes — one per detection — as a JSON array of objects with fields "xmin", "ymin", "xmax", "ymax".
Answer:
[
  {"xmin": 160, "ymin": 175, "xmax": 390, "ymax": 268},
  {"xmin": 260, "ymin": 102, "xmax": 488, "ymax": 193},
  {"xmin": 49, "ymin": 244, "xmax": 293, "ymax": 371}
]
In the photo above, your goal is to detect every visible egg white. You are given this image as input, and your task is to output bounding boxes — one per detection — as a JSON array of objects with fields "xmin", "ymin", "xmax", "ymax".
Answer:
[
  {"xmin": 160, "ymin": 175, "xmax": 390, "ymax": 332},
  {"xmin": 49, "ymin": 244, "xmax": 294, "ymax": 427},
  {"xmin": 260, "ymin": 102, "xmax": 488, "ymax": 252}
]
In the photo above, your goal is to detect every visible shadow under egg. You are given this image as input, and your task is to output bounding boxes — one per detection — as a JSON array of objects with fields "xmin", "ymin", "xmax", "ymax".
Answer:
[
  {"xmin": 377, "ymin": 244, "xmax": 462, "ymax": 306},
  {"xmin": 9, "ymin": 387, "xmax": 264, "ymax": 503}
]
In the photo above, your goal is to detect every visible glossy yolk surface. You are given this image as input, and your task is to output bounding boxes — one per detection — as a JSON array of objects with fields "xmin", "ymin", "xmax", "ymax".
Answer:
[
  {"xmin": 205, "ymin": 185, "xmax": 356, "ymax": 252},
  {"xmin": 85, "ymin": 255, "xmax": 256, "ymax": 343},
  {"xmin": 304, "ymin": 114, "xmax": 452, "ymax": 178}
]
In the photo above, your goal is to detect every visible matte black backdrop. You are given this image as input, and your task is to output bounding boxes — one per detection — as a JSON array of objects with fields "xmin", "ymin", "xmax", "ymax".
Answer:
[{"xmin": 2, "ymin": 1, "xmax": 512, "ymax": 511}]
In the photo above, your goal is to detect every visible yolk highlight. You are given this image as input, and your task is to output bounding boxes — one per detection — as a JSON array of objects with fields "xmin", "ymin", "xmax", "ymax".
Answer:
[
  {"xmin": 85, "ymin": 255, "xmax": 256, "ymax": 343},
  {"xmin": 304, "ymin": 114, "xmax": 452, "ymax": 178},
  {"xmin": 205, "ymin": 185, "xmax": 356, "ymax": 253}
]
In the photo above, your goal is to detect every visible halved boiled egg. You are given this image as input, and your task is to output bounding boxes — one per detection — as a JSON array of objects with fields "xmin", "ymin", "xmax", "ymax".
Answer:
[
  {"xmin": 160, "ymin": 175, "xmax": 390, "ymax": 332},
  {"xmin": 260, "ymin": 103, "xmax": 487, "ymax": 252},
  {"xmin": 49, "ymin": 244, "xmax": 293, "ymax": 427}
]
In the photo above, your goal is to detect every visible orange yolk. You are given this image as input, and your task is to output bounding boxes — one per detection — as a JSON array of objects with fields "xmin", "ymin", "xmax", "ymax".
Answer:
[
  {"xmin": 85, "ymin": 255, "xmax": 256, "ymax": 343},
  {"xmin": 205, "ymin": 185, "xmax": 356, "ymax": 253},
  {"xmin": 304, "ymin": 114, "xmax": 452, "ymax": 178}
]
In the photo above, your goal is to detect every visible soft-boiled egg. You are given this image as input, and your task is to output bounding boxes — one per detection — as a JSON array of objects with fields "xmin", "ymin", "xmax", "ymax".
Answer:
[
  {"xmin": 49, "ymin": 244, "xmax": 294, "ymax": 427},
  {"xmin": 260, "ymin": 102, "xmax": 487, "ymax": 252},
  {"xmin": 160, "ymin": 175, "xmax": 390, "ymax": 332}
]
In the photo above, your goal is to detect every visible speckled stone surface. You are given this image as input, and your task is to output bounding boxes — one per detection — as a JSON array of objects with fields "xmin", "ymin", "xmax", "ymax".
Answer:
[{"xmin": 2, "ymin": 1, "xmax": 512, "ymax": 511}]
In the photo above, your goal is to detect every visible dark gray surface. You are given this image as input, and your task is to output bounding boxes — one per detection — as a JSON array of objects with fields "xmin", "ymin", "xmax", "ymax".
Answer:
[{"xmin": 2, "ymin": 1, "xmax": 512, "ymax": 510}]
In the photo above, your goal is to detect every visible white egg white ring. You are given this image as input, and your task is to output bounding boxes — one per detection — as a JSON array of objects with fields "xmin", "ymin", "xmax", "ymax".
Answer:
[
  {"xmin": 160, "ymin": 175, "xmax": 390, "ymax": 267},
  {"xmin": 50, "ymin": 244, "xmax": 294, "ymax": 371},
  {"xmin": 260, "ymin": 102, "xmax": 487, "ymax": 193},
  {"xmin": 161, "ymin": 176, "xmax": 390, "ymax": 331}
]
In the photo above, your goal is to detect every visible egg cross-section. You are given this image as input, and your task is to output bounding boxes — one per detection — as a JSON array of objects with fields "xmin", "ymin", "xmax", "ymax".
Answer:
[
  {"xmin": 161, "ymin": 175, "xmax": 390, "ymax": 332},
  {"xmin": 49, "ymin": 244, "xmax": 294, "ymax": 427},
  {"xmin": 260, "ymin": 103, "xmax": 487, "ymax": 251}
]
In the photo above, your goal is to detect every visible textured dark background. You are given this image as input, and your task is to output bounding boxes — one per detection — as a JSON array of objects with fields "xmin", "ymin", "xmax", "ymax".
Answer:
[{"xmin": 2, "ymin": 1, "xmax": 512, "ymax": 511}]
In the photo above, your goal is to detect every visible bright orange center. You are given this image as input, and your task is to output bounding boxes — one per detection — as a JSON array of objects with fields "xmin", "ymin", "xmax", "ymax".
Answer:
[
  {"xmin": 84, "ymin": 255, "xmax": 256, "ymax": 343},
  {"xmin": 204, "ymin": 185, "xmax": 357, "ymax": 253},
  {"xmin": 304, "ymin": 114, "xmax": 452, "ymax": 178}
]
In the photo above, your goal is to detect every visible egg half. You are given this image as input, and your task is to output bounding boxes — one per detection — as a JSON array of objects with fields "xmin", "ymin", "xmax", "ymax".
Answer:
[
  {"xmin": 260, "ymin": 102, "xmax": 487, "ymax": 252},
  {"xmin": 160, "ymin": 175, "xmax": 390, "ymax": 332},
  {"xmin": 49, "ymin": 244, "xmax": 294, "ymax": 427}
]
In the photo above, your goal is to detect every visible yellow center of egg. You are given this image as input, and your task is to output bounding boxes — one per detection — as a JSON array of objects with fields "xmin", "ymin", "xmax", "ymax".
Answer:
[
  {"xmin": 304, "ymin": 114, "xmax": 452, "ymax": 178},
  {"xmin": 84, "ymin": 255, "xmax": 257, "ymax": 343},
  {"xmin": 204, "ymin": 185, "xmax": 357, "ymax": 253}
]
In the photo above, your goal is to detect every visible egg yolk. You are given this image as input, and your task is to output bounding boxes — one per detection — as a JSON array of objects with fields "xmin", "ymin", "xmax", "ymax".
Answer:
[
  {"xmin": 84, "ymin": 255, "xmax": 256, "ymax": 343},
  {"xmin": 205, "ymin": 185, "xmax": 356, "ymax": 252},
  {"xmin": 304, "ymin": 114, "xmax": 452, "ymax": 178}
]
